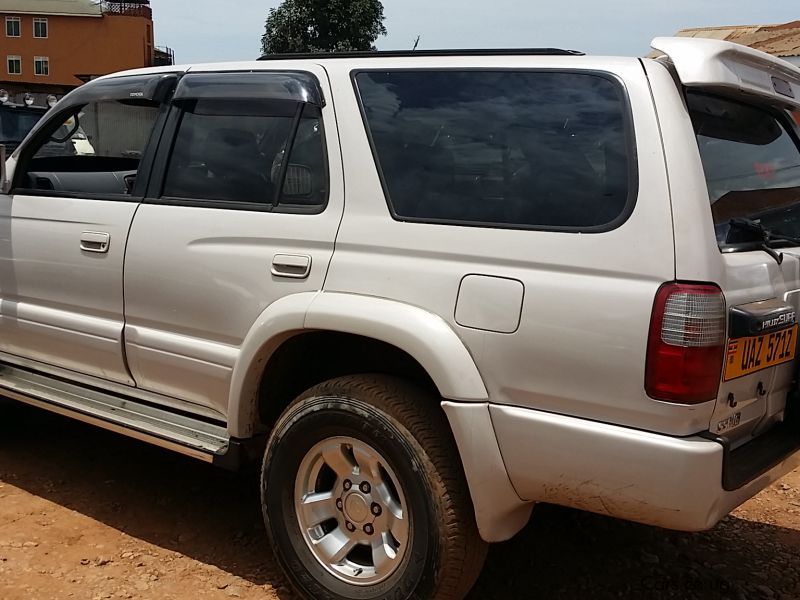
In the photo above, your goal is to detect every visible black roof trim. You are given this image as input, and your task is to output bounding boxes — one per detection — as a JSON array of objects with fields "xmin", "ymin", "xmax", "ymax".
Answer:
[{"xmin": 258, "ymin": 48, "xmax": 585, "ymax": 61}]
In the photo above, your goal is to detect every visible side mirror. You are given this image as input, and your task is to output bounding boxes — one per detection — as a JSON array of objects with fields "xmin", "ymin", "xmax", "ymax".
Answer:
[
  {"xmin": 0, "ymin": 144, "xmax": 9, "ymax": 194},
  {"xmin": 50, "ymin": 116, "xmax": 79, "ymax": 144}
]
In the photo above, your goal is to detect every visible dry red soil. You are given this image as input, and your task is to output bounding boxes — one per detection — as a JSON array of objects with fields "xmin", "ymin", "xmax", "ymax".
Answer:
[{"xmin": 1, "ymin": 399, "xmax": 799, "ymax": 600}]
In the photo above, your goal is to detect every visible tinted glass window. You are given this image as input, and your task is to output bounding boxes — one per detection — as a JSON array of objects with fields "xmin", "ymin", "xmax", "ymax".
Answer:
[
  {"xmin": 21, "ymin": 100, "xmax": 159, "ymax": 196},
  {"xmin": 689, "ymin": 93, "xmax": 800, "ymax": 245},
  {"xmin": 355, "ymin": 70, "xmax": 632, "ymax": 229},
  {"xmin": 162, "ymin": 100, "xmax": 327, "ymax": 208}
]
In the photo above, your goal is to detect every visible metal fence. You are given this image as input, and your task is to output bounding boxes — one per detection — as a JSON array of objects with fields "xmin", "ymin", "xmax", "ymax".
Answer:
[{"xmin": 101, "ymin": 1, "xmax": 153, "ymax": 19}]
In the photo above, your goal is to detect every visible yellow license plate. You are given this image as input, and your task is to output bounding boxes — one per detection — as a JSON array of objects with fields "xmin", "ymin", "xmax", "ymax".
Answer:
[{"xmin": 723, "ymin": 324, "xmax": 798, "ymax": 381}]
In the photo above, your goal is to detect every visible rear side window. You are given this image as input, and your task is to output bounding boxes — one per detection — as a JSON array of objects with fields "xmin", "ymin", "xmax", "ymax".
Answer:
[
  {"xmin": 354, "ymin": 70, "xmax": 634, "ymax": 230},
  {"xmin": 161, "ymin": 100, "xmax": 327, "ymax": 209},
  {"xmin": 689, "ymin": 93, "xmax": 800, "ymax": 245}
]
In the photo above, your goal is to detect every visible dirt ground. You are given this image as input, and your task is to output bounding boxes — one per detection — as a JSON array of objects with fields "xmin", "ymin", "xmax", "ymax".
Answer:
[{"xmin": 1, "ymin": 399, "xmax": 799, "ymax": 600}]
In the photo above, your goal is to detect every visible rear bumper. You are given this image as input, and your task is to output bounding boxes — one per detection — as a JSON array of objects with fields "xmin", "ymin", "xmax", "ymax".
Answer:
[{"xmin": 490, "ymin": 404, "xmax": 800, "ymax": 531}]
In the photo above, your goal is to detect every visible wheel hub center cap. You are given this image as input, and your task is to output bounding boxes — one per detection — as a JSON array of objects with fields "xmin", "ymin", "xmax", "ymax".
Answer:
[{"xmin": 344, "ymin": 492, "xmax": 369, "ymax": 523}]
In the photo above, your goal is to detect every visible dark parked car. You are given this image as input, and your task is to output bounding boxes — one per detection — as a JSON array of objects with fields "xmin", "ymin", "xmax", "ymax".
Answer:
[{"xmin": 0, "ymin": 101, "xmax": 48, "ymax": 155}]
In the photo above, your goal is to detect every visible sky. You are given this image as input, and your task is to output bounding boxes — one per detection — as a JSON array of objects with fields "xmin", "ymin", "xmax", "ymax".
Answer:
[{"xmin": 149, "ymin": 1, "xmax": 799, "ymax": 64}]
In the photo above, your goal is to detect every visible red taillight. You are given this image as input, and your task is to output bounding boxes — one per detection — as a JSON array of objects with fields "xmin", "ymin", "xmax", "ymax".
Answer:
[{"xmin": 645, "ymin": 282, "xmax": 726, "ymax": 404}]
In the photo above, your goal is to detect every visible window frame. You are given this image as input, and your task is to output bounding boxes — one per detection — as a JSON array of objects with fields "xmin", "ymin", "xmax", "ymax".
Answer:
[
  {"xmin": 7, "ymin": 55, "xmax": 21, "ymax": 75},
  {"xmin": 146, "ymin": 99, "xmax": 330, "ymax": 214},
  {"xmin": 5, "ymin": 16, "xmax": 20, "ymax": 38},
  {"xmin": 33, "ymin": 55, "xmax": 49, "ymax": 76},
  {"xmin": 351, "ymin": 67, "xmax": 639, "ymax": 233},
  {"xmin": 33, "ymin": 17, "xmax": 48, "ymax": 39}
]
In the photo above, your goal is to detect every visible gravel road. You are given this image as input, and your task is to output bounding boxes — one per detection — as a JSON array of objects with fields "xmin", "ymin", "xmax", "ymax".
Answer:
[{"xmin": 1, "ymin": 399, "xmax": 799, "ymax": 600}]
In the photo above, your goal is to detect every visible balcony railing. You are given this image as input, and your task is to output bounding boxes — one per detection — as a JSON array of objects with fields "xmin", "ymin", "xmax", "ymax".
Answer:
[
  {"xmin": 101, "ymin": 1, "xmax": 153, "ymax": 19},
  {"xmin": 154, "ymin": 46, "xmax": 175, "ymax": 67}
]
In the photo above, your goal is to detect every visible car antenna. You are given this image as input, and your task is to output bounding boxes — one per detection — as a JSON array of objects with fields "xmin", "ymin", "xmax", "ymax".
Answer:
[{"xmin": 412, "ymin": 35, "xmax": 421, "ymax": 51}]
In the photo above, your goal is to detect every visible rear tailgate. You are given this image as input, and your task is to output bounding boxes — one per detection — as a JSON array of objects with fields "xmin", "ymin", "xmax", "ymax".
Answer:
[
  {"xmin": 645, "ymin": 38, "xmax": 800, "ymax": 487},
  {"xmin": 689, "ymin": 91, "xmax": 800, "ymax": 448}
]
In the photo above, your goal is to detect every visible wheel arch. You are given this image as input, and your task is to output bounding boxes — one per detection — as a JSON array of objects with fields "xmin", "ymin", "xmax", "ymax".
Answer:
[{"xmin": 227, "ymin": 292, "xmax": 488, "ymax": 438}]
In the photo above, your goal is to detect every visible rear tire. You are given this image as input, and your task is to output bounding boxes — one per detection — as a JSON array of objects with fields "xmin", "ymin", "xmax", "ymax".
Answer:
[{"xmin": 261, "ymin": 374, "xmax": 487, "ymax": 600}]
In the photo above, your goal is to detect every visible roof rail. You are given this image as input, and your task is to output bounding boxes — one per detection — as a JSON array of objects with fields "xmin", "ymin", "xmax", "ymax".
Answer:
[{"xmin": 258, "ymin": 47, "xmax": 585, "ymax": 61}]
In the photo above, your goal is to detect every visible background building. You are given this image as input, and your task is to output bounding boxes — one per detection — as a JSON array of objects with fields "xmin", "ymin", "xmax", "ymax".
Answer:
[
  {"xmin": 673, "ymin": 20, "xmax": 800, "ymax": 67},
  {"xmin": 0, "ymin": 0, "xmax": 173, "ymax": 105}
]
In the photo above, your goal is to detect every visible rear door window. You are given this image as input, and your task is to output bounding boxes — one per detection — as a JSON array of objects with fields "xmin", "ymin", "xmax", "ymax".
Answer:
[
  {"xmin": 354, "ymin": 70, "xmax": 634, "ymax": 230},
  {"xmin": 161, "ymin": 100, "xmax": 327, "ymax": 210},
  {"xmin": 689, "ymin": 93, "xmax": 800, "ymax": 246}
]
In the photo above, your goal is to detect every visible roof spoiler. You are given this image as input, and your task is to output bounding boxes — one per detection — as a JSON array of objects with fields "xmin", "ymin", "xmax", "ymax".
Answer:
[{"xmin": 651, "ymin": 36, "xmax": 800, "ymax": 110}]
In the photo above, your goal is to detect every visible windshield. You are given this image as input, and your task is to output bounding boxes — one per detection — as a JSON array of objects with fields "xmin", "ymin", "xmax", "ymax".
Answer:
[
  {"xmin": 689, "ymin": 92, "xmax": 800, "ymax": 247},
  {"xmin": 0, "ymin": 109, "xmax": 43, "ymax": 144}
]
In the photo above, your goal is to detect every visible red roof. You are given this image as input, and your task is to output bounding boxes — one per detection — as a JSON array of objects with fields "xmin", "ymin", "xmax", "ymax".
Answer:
[{"xmin": 675, "ymin": 21, "xmax": 800, "ymax": 57}]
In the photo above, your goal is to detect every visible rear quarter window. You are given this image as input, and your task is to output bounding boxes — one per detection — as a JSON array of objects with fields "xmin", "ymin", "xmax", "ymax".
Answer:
[{"xmin": 353, "ymin": 70, "xmax": 635, "ymax": 230}]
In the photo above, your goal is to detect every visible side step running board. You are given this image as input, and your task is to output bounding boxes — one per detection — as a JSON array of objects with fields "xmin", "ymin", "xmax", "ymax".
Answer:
[{"xmin": 0, "ymin": 363, "xmax": 239, "ymax": 467}]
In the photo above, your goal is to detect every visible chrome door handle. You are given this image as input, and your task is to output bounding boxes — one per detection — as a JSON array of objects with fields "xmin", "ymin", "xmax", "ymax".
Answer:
[
  {"xmin": 80, "ymin": 231, "xmax": 110, "ymax": 253},
  {"xmin": 271, "ymin": 254, "xmax": 311, "ymax": 279}
]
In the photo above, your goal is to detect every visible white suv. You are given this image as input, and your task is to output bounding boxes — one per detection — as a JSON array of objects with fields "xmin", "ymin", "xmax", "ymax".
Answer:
[{"xmin": 2, "ymin": 36, "xmax": 800, "ymax": 600}]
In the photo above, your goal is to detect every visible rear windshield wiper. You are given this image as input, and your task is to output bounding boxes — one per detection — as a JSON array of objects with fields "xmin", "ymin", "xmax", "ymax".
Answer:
[{"xmin": 725, "ymin": 218, "xmax": 800, "ymax": 264}]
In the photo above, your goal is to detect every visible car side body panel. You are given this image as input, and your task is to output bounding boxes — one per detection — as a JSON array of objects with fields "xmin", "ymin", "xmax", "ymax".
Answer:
[
  {"xmin": 0, "ymin": 193, "xmax": 137, "ymax": 383},
  {"xmin": 322, "ymin": 56, "xmax": 693, "ymax": 435},
  {"xmin": 122, "ymin": 63, "xmax": 344, "ymax": 416}
]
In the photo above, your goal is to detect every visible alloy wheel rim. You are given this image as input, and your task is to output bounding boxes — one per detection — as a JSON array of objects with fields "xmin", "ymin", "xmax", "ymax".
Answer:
[{"xmin": 294, "ymin": 436, "xmax": 410, "ymax": 585}]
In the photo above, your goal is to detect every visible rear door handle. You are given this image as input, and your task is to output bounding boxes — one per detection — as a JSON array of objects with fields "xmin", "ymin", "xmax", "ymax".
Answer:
[
  {"xmin": 271, "ymin": 254, "xmax": 311, "ymax": 279},
  {"xmin": 80, "ymin": 231, "xmax": 110, "ymax": 254}
]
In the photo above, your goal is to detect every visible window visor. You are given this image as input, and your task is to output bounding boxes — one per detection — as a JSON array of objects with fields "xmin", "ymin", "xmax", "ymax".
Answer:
[{"xmin": 174, "ymin": 71, "xmax": 325, "ymax": 107}]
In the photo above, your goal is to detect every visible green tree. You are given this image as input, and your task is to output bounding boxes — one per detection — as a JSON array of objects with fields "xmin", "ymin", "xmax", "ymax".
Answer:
[{"xmin": 261, "ymin": 0, "xmax": 387, "ymax": 54}]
